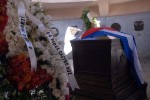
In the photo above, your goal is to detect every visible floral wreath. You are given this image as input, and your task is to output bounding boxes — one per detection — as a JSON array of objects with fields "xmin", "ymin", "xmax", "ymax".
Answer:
[
  {"xmin": 0, "ymin": 0, "xmax": 74, "ymax": 100},
  {"xmin": 81, "ymin": 8, "xmax": 100, "ymax": 30}
]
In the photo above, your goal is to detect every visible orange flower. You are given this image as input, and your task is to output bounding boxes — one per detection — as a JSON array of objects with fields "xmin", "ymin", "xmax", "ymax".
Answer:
[{"xmin": 7, "ymin": 54, "xmax": 53, "ymax": 91}]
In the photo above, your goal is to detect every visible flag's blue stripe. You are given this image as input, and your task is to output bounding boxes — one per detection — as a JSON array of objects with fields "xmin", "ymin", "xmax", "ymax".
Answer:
[{"xmin": 82, "ymin": 30, "xmax": 142, "ymax": 86}]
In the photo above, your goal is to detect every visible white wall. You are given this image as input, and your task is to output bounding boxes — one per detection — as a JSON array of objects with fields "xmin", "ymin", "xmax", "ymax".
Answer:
[
  {"xmin": 101, "ymin": 12, "xmax": 150, "ymax": 55},
  {"xmin": 51, "ymin": 12, "xmax": 150, "ymax": 58}
]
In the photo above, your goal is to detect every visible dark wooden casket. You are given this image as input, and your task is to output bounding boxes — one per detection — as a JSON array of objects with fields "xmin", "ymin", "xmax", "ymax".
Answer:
[{"xmin": 70, "ymin": 36, "xmax": 147, "ymax": 100}]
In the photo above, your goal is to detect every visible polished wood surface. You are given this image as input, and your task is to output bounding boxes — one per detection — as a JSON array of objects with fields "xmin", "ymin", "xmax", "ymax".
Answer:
[{"xmin": 71, "ymin": 36, "xmax": 147, "ymax": 100}]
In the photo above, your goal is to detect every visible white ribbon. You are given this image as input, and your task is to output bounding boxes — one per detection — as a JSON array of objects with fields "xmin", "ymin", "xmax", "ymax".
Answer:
[
  {"xmin": 24, "ymin": 2, "xmax": 79, "ymax": 90},
  {"xmin": 18, "ymin": 1, "xmax": 37, "ymax": 71},
  {"xmin": 87, "ymin": 12, "xmax": 93, "ymax": 23}
]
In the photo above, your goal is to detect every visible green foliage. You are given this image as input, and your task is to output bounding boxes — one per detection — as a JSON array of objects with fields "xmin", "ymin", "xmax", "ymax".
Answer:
[{"xmin": 81, "ymin": 8, "xmax": 92, "ymax": 30}]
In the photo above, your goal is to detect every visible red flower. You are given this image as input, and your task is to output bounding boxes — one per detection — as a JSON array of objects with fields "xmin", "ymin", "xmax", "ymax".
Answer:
[
  {"xmin": 0, "ymin": 0, "xmax": 7, "ymax": 5},
  {"xmin": 0, "ymin": 15, "xmax": 8, "ymax": 32},
  {"xmin": 0, "ymin": 0, "xmax": 8, "ymax": 32},
  {"xmin": 7, "ymin": 54, "xmax": 53, "ymax": 91},
  {"xmin": 0, "ymin": 34, "xmax": 8, "ymax": 55}
]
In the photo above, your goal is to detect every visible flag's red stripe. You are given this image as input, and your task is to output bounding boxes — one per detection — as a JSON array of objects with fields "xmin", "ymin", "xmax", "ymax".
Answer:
[{"xmin": 81, "ymin": 27, "xmax": 116, "ymax": 39}]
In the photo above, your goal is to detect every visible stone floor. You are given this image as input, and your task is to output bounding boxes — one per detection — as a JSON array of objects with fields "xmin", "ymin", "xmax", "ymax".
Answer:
[{"xmin": 139, "ymin": 54, "xmax": 150, "ymax": 99}]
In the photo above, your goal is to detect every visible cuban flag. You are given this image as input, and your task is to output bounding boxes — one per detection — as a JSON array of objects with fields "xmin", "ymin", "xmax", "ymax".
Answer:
[{"xmin": 81, "ymin": 27, "xmax": 144, "ymax": 86}]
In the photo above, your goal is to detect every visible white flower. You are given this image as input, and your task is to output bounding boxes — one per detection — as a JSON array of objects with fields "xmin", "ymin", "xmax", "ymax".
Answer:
[
  {"xmin": 37, "ymin": 90, "xmax": 44, "ymax": 96},
  {"xmin": 35, "ymin": 29, "xmax": 42, "ymax": 36},
  {"xmin": 23, "ymin": 0, "xmax": 31, "ymax": 9},
  {"xmin": 50, "ymin": 54, "xmax": 61, "ymax": 66},
  {"xmin": 49, "ymin": 79, "xmax": 57, "ymax": 89},
  {"xmin": 5, "ymin": 33, "xmax": 14, "ymax": 42},
  {"xmin": 30, "ymin": 6, "xmax": 36, "ymax": 14},
  {"xmin": 15, "ymin": 43, "xmax": 25, "ymax": 52},
  {"xmin": 52, "ymin": 89, "xmax": 62, "ymax": 98},
  {"xmin": 35, "ymin": 13, "xmax": 45, "ymax": 20},
  {"xmin": 9, "ymin": 23, "xmax": 16, "ymax": 31},
  {"xmin": 6, "ymin": 51, "xmax": 16, "ymax": 58},
  {"xmin": 42, "ymin": 65, "xmax": 55, "ymax": 75},
  {"xmin": 53, "ymin": 67, "xmax": 61, "ymax": 78},
  {"xmin": 13, "ymin": 0, "xmax": 18, "ymax": 8},
  {"xmin": 58, "ymin": 96, "xmax": 65, "ymax": 100},
  {"xmin": 60, "ymin": 85, "xmax": 69, "ymax": 95},
  {"xmin": 30, "ymin": 22, "xmax": 38, "ymax": 29},
  {"xmin": 54, "ymin": 60, "xmax": 64, "ymax": 68},
  {"xmin": 58, "ymin": 73, "xmax": 68, "ymax": 84},
  {"xmin": 33, "ymin": 41, "xmax": 45, "ymax": 50},
  {"xmin": 48, "ymin": 67, "xmax": 55, "ymax": 74},
  {"xmin": 14, "ymin": 33, "xmax": 24, "ymax": 43},
  {"xmin": 4, "ymin": 92, "xmax": 9, "ymax": 99},
  {"xmin": 50, "ymin": 57, "xmax": 56, "ymax": 67},
  {"xmin": 8, "ymin": 42, "xmax": 16, "ymax": 52},
  {"xmin": 14, "ymin": 27, "xmax": 19, "ymax": 33},
  {"xmin": 39, "ymin": 49, "xmax": 51, "ymax": 61},
  {"xmin": 45, "ymin": 15, "xmax": 52, "ymax": 21},
  {"xmin": 26, "ymin": 25, "xmax": 32, "ymax": 33},
  {"xmin": 7, "ymin": 17, "xmax": 13, "ymax": 25},
  {"xmin": 6, "ymin": 9, "xmax": 13, "ymax": 19},
  {"xmin": 43, "ymin": 18, "xmax": 49, "ymax": 24}
]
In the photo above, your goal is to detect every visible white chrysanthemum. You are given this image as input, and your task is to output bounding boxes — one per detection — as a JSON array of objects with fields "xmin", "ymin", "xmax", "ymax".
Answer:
[
  {"xmin": 26, "ymin": 25, "xmax": 32, "ymax": 33},
  {"xmin": 53, "ymin": 67, "xmax": 62, "ymax": 78},
  {"xmin": 60, "ymin": 85, "xmax": 69, "ymax": 95},
  {"xmin": 35, "ymin": 13, "xmax": 45, "ymax": 20},
  {"xmin": 13, "ymin": 0, "xmax": 18, "ymax": 8},
  {"xmin": 58, "ymin": 73, "xmax": 68, "ymax": 84},
  {"xmin": 52, "ymin": 89, "xmax": 62, "ymax": 98},
  {"xmin": 3, "ymin": 26, "xmax": 10, "ymax": 35},
  {"xmin": 8, "ymin": 41, "xmax": 16, "ymax": 52},
  {"xmin": 23, "ymin": 0, "xmax": 31, "ymax": 9},
  {"xmin": 45, "ymin": 15, "xmax": 53, "ymax": 21},
  {"xmin": 50, "ymin": 54, "xmax": 61, "ymax": 67},
  {"xmin": 14, "ymin": 33, "xmax": 24, "ymax": 43},
  {"xmin": 39, "ymin": 49, "xmax": 51, "ymax": 61},
  {"xmin": 58, "ymin": 96, "xmax": 65, "ymax": 100},
  {"xmin": 30, "ymin": 22, "xmax": 38, "ymax": 29},
  {"xmin": 49, "ymin": 79, "xmax": 57, "ymax": 89},
  {"xmin": 30, "ymin": 6, "xmax": 36, "ymax": 14},
  {"xmin": 42, "ymin": 65, "xmax": 55, "ymax": 75},
  {"xmin": 58, "ymin": 96, "xmax": 66, "ymax": 100},
  {"xmin": 6, "ymin": 51, "xmax": 16, "ymax": 58},
  {"xmin": 33, "ymin": 41, "xmax": 45, "ymax": 51},
  {"xmin": 5, "ymin": 33, "xmax": 15, "ymax": 42}
]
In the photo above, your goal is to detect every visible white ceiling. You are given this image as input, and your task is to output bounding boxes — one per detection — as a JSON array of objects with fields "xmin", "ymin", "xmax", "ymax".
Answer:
[
  {"xmin": 109, "ymin": 0, "xmax": 143, "ymax": 4},
  {"xmin": 41, "ymin": 1, "xmax": 97, "ymax": 9},
  {"xmin": 32, "ymin": 0, "xmax": 144, "ymax": 9},
  {"xmin": 31, "ymin": 0, "xmax": 150, "ymax": 19}
]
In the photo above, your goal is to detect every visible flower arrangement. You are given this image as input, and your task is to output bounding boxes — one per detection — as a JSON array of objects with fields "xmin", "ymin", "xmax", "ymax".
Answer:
[{"xmin": 0, "ymin": 0, "xmax": 71, "ymax": 100}]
